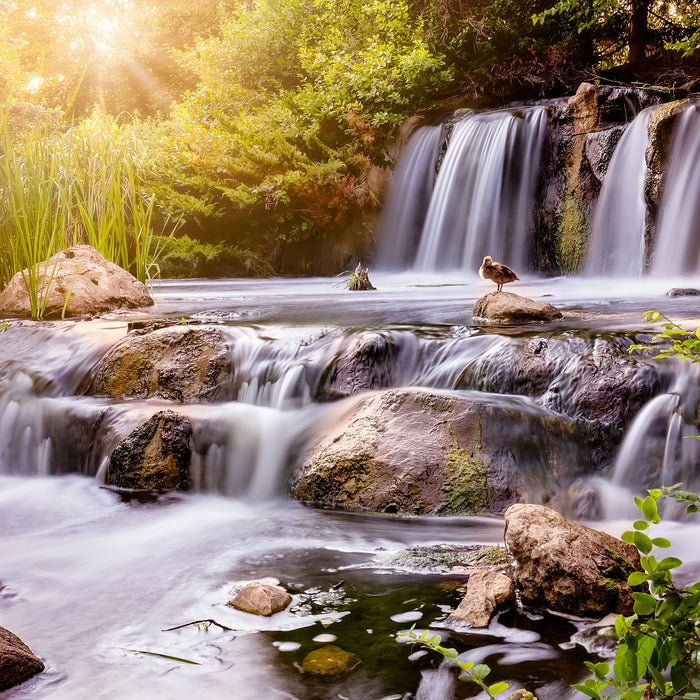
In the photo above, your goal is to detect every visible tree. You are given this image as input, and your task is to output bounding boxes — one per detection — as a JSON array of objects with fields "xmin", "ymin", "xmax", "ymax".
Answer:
[
  {"xmin": 535, "ymin": 0, "xmax": 700, "ymax": 72},
  {"xmin": 158, "ymin": 0, "xmax": 451, "ymax": 272}
]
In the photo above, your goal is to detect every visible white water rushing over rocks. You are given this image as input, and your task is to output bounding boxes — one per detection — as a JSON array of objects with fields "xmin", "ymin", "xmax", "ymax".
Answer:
[
  {"xmin": 584, "ymin": 108, "xmax": 653, "ymax": 276},
  {"xmin": 3, "ymin": 92, "xmax": 700, "ymax": 700},
  {"xmin": 2, "ymin": 273, "xmax": 700, "ymax": 699}
]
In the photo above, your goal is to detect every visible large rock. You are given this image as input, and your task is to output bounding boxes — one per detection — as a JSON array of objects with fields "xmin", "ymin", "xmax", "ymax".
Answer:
[
  {"xmin": 473, "ymin": 292, "xmax": 562, "ymax": 322},
  {"xmin": 0, "ymin": 627, "xmax": 44, "ymax": 691},
  {"xmin": 446, "ymin": 569, "xmax": 515, "ymax": 628},
  {"xmin": 107, "ymin": 410, "xmax": 192, "ymax": 490},
  {"xmin": 0, "ymin": 245, "xmax": 153, "ymax": 318},
  {"xmin": 293, "ymin": 388, "xmax": 580, "ymax": 515},
  {"xmin": 228, "ymin": 582, "xmax": 292, "ymax": 616},
  {"xmin": 318, "ymin": 332, "xmax": 398, "ymax": 401},
  {"xmin": 539, "ymin": 337, "xmax": 666, "ymax": 466},
  {"xmin": 457, "ymin": 333, "xmax": 668, "ymax": 467},
  {"xmin": 504, "ymin": 504, "xmax": 642, "ymax": 617},
  {"xmin": 84, "ymin": 324, "xmax": 232, "ymax": 402}
]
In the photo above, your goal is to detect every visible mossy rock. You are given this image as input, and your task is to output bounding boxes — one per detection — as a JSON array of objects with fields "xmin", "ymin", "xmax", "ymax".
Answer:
[{"xmin": 301, "ymin": 645, "xmax": 360, "ymax": 677}]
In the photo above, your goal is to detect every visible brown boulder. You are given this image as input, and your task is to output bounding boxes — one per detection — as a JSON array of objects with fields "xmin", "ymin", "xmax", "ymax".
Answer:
[
  {"xmin": 0, "ymin": 245, "xmax": 153, "ymax": 318},
  {"xmin": 446, "ymin": 569, "xmax": 515, "ymax": 628},
  {"xmin": 293, "ymin": 388, "xmax": 580, "ymax": 515},
  {"xmin": 84, "ymin": 324, "xmax": 232, "ymax": 402},
  {"xmin": 473, "ymin": 292, "xmax": 562, "ymax": 322},
  {"xmin": 228, "ymin": 582, "xmax": 292, "ymax": 616},
  {"xmin": 107, "ymin": 410, "xmax": 192, "ymax": 490},
  {"xmin": 0, "ymin": 627, "xmax": 44, "ymax": 691},
  {"xmin": 504, "ymin": 503, "xmax": 642, "ymax": 617}
]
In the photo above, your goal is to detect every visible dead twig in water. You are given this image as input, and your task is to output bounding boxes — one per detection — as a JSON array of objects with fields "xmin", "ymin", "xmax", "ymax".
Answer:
[{"xmin": 162, "ymin": 619, "xmax": 236, "ymax": 633}]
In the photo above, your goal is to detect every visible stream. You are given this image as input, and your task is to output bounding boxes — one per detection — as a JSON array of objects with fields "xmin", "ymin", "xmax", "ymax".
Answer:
[{"xmin": 2, "ymin": 272, "xmax": 700, "ymax": 699}]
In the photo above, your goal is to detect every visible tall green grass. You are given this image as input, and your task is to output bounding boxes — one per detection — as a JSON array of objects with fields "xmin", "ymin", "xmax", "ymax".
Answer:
[{"xmin": 0, "ymin": 106, "xmax": 176, "ymax": 319}]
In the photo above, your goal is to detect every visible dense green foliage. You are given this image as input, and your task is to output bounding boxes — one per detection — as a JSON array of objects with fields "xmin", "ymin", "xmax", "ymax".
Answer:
[
  {"xmin": 0, "ymin": 107, "xmax": 175, "ymax": 317},
  {"xmin": 157, "ymin": 0, "xmax": 451, "ymax": 274},
  {"xmin": 399, "ymin": 627, "xmax": 524, "ymax": 698},
  {"xmin": 574, "ymin": 486, "xmax": 700, "ymax": 699},
  {"xmin": 535, "ymin": 0, "xmax": 700, "ymax": 71},
  {"xmin": 1, "ymin": 0, "xmax": 699, "ymax": 280}
]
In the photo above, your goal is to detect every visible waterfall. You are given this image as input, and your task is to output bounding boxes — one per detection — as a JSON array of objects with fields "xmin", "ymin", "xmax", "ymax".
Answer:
[
  {"xmin": 652, "ymin": 103, "xmax": 700, "ymax": 275},
  {"xmin": 584, "ymin": 108, "xmax": 652, "ymax": 276},
  {"xmin": 377, "ymin": 107, "xmax": 547, "ymax": 273},
  {"xmin": 375, "ymin": 125, "xmax": 443, "ymax": 270}
]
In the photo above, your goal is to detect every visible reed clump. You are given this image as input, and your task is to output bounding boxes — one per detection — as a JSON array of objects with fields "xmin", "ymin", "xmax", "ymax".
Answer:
[{"xmin": 0, "ymin": 105, "xmax": 176, "ymax": 319}]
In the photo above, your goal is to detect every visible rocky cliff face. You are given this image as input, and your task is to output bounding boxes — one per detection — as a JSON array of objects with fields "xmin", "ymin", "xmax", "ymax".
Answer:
[{"xmin": 533, "ymin": 83, "xmax": 686, "ymax": 275}]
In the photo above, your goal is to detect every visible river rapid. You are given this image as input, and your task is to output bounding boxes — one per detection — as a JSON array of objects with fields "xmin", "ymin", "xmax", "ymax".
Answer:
[{"xmin": 2, "ymin": 272, "xmax": 700, "ymax": 700}]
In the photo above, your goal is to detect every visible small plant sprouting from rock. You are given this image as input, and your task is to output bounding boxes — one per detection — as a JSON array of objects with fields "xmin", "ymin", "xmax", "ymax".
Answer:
[
  {"xmin": 397, "ymin": 626, "xmax": 535, "ymax": 699},
  {"xmin": 335, "ymin": 263, "xmax": 376, "ymax": 291}
]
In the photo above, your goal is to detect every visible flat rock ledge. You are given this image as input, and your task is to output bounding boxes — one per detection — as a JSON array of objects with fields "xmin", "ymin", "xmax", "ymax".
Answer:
[
  {"xmin": 473, "ymin": 292, "xmax": 562, "ymax": 323},
  {"xmin": 0, "ymin": 627, "xmax": 44, "ymax": 692},
  {"xmin": 227, "ymin": 582, "xmax": 292, "ymax": 616},
  {"xmin": 0, "ymin": 245, "xmax": 153, "ymax": 318},
  {"xmin": 504, "ymin": 503, "xmax": 642, "ymax": 618}
]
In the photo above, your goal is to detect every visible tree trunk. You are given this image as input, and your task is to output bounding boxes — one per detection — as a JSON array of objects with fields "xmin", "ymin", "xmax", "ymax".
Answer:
[{"xmin": 628, "ymin": 0, "xmax": 649, "ymax": 71}]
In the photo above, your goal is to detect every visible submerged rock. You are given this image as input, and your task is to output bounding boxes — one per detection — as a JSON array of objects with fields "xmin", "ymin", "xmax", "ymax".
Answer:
[
  {"xmin": 293, "ymin": 388, "xmax": 580, "ymax": 515},
  {"xmin": 84, "ymin": 324, "xmax": 232, "ymax": 402},
  {"xmin": 0, "ymin": 245, "xmax": 153, "ymax": 318},
  {"xmin": 446, "ymin": 569, "xmax": 515, "ymax": 628},
  {"xmin": 504, "ymin": 503, "xmax": 641, "ymax": 617},
  {"xmin": 0, "ymin": 627, "xmax": 44, "ymax": 691},
  {"xmin": 228, "ymin": 582, "xmax": 292, "ymax": 616},
  {"xmin": 301, "ymin": 645, "xmax": 361, "ymax": 676},
  {"xmin": 107, "ymin": 410, "xmax": 192, "ymax": 490},
  {"xmin": 473, "ymin": 292, "xmax": 562, "ymax": 322}
]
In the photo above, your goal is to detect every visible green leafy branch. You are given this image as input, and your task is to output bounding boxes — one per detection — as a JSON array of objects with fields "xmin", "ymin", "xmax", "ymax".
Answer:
[
  {"xmin": 629, "ymin": 311, "xmax": 700, "ymax": 364},
  {"xmin": 398, "ymin": 626, "xmax": 535, "ymax": 699},
  {"xmin": 573, "ymin": 485, "xmax": 700, "ymax": 699}
]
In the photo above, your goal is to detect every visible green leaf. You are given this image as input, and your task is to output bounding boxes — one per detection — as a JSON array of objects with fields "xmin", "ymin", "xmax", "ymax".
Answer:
[
  {"xmin": 632, "ymin": 592, "xmax": 657, "ymax": 615},
  {"xmin": 571, "ymin": 683, "xmax": 602, "ymax": 698},
  {"xmin": 444, "ymin": 647, "xmax": 458, "ymax": 661},
  {"xmin": 641, "ymin": 496, "xmax": 658, "ymax": 522},
  {"xmin": 633, "ymin": 531, "xmax": 653, "ymax": 554},
  {"xmin": 488, "ymin": 681, "xmax": 509, "ymax": 695},
  {"xmin": 657, "ymin": 556, "xmax": 682, "ymax": 571},
  {"xmin": 651, "ymin": 537, "xmax": 671, "ymax": 548},
  {"xmin": 633, "ymin": 519, "xmax": 649, "ymax": 531},
  {"xmin": 472, "ymin": 663, "xmax": 490, "ymax": 680},
  {"xmin": 614, "ymin": 642, "xmax": 640, "ymax": 683},
  {"xmin": 627, "ymin": 571, "xmax": 649, "ymax": 586},
  {"xmin": 592, "ymin": 661, "xmax": 610, "ymax": 677}
]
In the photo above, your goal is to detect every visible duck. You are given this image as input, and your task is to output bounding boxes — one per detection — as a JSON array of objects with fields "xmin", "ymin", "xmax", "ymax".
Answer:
[{"xmin": 478, "ymin": 255, "xmax": 519, "ymax": 293}]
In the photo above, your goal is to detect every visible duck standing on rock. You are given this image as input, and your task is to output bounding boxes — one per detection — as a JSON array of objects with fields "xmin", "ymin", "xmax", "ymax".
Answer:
[{"xmin": 478, "ymin": 255, "xmax": 519, "ymax": 293}]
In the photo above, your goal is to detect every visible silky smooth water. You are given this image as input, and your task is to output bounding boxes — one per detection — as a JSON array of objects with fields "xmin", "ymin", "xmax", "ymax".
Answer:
[
  {"xmin": 2, "ymin": 274, "xmax": 700, "ymax": 700},
  {"xmin": 585, "ymin": 109, "xmax": 652, "ymax": 276}
]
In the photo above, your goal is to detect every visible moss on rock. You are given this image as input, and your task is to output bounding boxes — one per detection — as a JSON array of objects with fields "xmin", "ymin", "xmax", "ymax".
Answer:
[{"xmin": 442, "ymin": 434, "xmax": 489, "ymax": 515}]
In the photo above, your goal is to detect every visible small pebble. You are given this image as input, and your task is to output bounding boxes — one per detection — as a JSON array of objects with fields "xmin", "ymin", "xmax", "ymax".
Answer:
[
  {"xmin": 312, "ymin": 633, "xmax": 337, "ymax": 643},
  {"xmin": 390, "ymin": 611, "xmax": 423, "ymax": 623}
]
